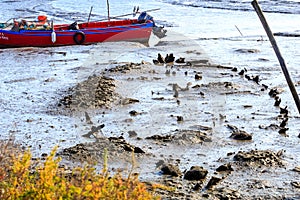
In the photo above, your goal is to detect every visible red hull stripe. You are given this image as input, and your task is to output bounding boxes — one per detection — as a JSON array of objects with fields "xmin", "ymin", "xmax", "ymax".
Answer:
[{"xmin": 0, "ymin": 20, "xmax": 154, "ymax": 48}]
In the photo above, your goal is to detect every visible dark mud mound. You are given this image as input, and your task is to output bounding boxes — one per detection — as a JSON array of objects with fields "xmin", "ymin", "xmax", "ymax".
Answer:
[
  {"xmin": 58, "ymin": 75, "xmax": 116, "ymax": 109},
  {"xmin": 227, "ymin": 124, "xmax": 252, "ymax": 140},
  {"xmin": 160, "ymin": 163, "xmax": 182, "ymax": 177},
  {"xmin": 105, "ymin": 62, "xmax": 144, "ymax": 73},
  {"xmin": 234, "ymin": 149, "xmax": 284, "ymax": 166},
  {"xmin": 57, "ymin": 62, "xmax": 146, "ymax": 111},
  {"xmin": 146, "ymin": 129, "xmax": 212, "ymax": 145},
  {"xmin": 58, "ymin": 136, "xmax": 147, "ymax": 164},
  {"xmin": 58, "ymin": 143, "xmax": 93, "ymax": 163}
]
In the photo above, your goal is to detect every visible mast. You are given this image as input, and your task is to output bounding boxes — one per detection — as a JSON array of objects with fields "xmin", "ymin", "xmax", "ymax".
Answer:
[{"xmin": 106, "ymin": 0, "xmax": 110, "ymax": 21}]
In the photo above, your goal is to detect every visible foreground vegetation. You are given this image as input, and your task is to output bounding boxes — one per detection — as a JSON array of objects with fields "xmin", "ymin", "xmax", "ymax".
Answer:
[{"xmin": 0, "ymin": 140, "xmax": 161, "ymax": 200}]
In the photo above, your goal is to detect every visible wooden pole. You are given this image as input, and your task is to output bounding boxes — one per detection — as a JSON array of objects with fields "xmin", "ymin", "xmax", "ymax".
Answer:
[
  {"xmin": 88, "ymin": 6, "xmax": 93, "ymax": 23},
  {"xmin": 251, "ymin": 0, "xmax": 300, "ymax": 114},
  {"xmin": 106, "ymin": 0, "xmax": 110, "ymax": 22},
  {"xmin": 235, "ymin": 25, "xmax": 243, "ymax": 36}
]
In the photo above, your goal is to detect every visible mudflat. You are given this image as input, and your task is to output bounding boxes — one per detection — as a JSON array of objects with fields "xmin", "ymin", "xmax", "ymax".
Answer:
[{"xmin": 54, "ymin": 39, "xmax": 300, "ymax": 199}]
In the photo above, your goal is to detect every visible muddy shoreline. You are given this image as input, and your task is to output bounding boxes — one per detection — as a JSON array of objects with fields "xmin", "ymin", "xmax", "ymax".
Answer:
[
  {"xmin": 1, "ymin": 0, "xmax": 300, "ymax": 198},
  {"xmin": 53, "ymin": 45, "xmax": 300, "ymax": 199}
]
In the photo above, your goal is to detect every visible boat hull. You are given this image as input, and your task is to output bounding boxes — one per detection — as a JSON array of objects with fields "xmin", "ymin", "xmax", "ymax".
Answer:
[{"xmin": 0, "ymin": 19, "xmax": 153, "ymax": 48}]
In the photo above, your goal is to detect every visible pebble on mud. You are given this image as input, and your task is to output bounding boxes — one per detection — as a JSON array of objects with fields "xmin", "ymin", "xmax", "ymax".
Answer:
[
  {"xmin": 229, "ymin": 130, "xmax": 252, "ymax": 140},
  {"xmin": 227, "ymin": 125, "xmax": 252, "ymax": 140},
  {"xmin": 195, "ymin": 73, "xmax": 202, "ymax": 80},
  {"xmin": 183, "ymin": 166, "xmax": 208, "ymax": 181},
  {"xmin": 205, "ymin": 176, "xmax": 223, "ymax": 189},
  {"xmin": 128, "ymin": 130, "xmax": 138, "ymax": 138},
  {"xmin": 120, "ymin": 98, "xmax": 140, "ymax": 105},
  {"xmin": 278, "ymin": 127, "xmax": 289, "ymax": 135},
  {"xmin": 161, "ymin": 163, "xmax": 182, "ymax": 177},
  {"xmin": 129, "ymin": 110, "xmax": 139, "ymax": 116},
  {"xmin": 216, "ymin": 163, "xmax": 234, "ymax": 173},
  {"xmin": 292, "ymin": 166, "xmax": 300, "ymax": 172},
  {"xmin": 177, "ymin": 116, "xmax": 184, "ymax": 122}
]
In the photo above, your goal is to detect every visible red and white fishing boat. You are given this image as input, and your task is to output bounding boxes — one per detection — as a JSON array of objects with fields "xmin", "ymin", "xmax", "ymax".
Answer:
[{"xmin": 0, "ymin": 8, "xmax": 157, "ymax": 48}]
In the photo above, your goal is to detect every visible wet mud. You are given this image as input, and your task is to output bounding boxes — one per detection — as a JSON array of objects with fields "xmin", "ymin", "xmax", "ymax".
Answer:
[{"xmin": 55, "ymin": 47, "xmax": 300, "ymax": 199}]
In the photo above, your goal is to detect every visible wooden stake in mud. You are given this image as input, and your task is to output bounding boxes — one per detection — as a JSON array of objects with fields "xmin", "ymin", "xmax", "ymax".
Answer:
[
  {"xmin": 235, "ymin": 25, "xmax": 243, "ymax": 36},
  {"xmin": 251, "ymin": 0, "xmax": 300, "ymax": 114}
]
